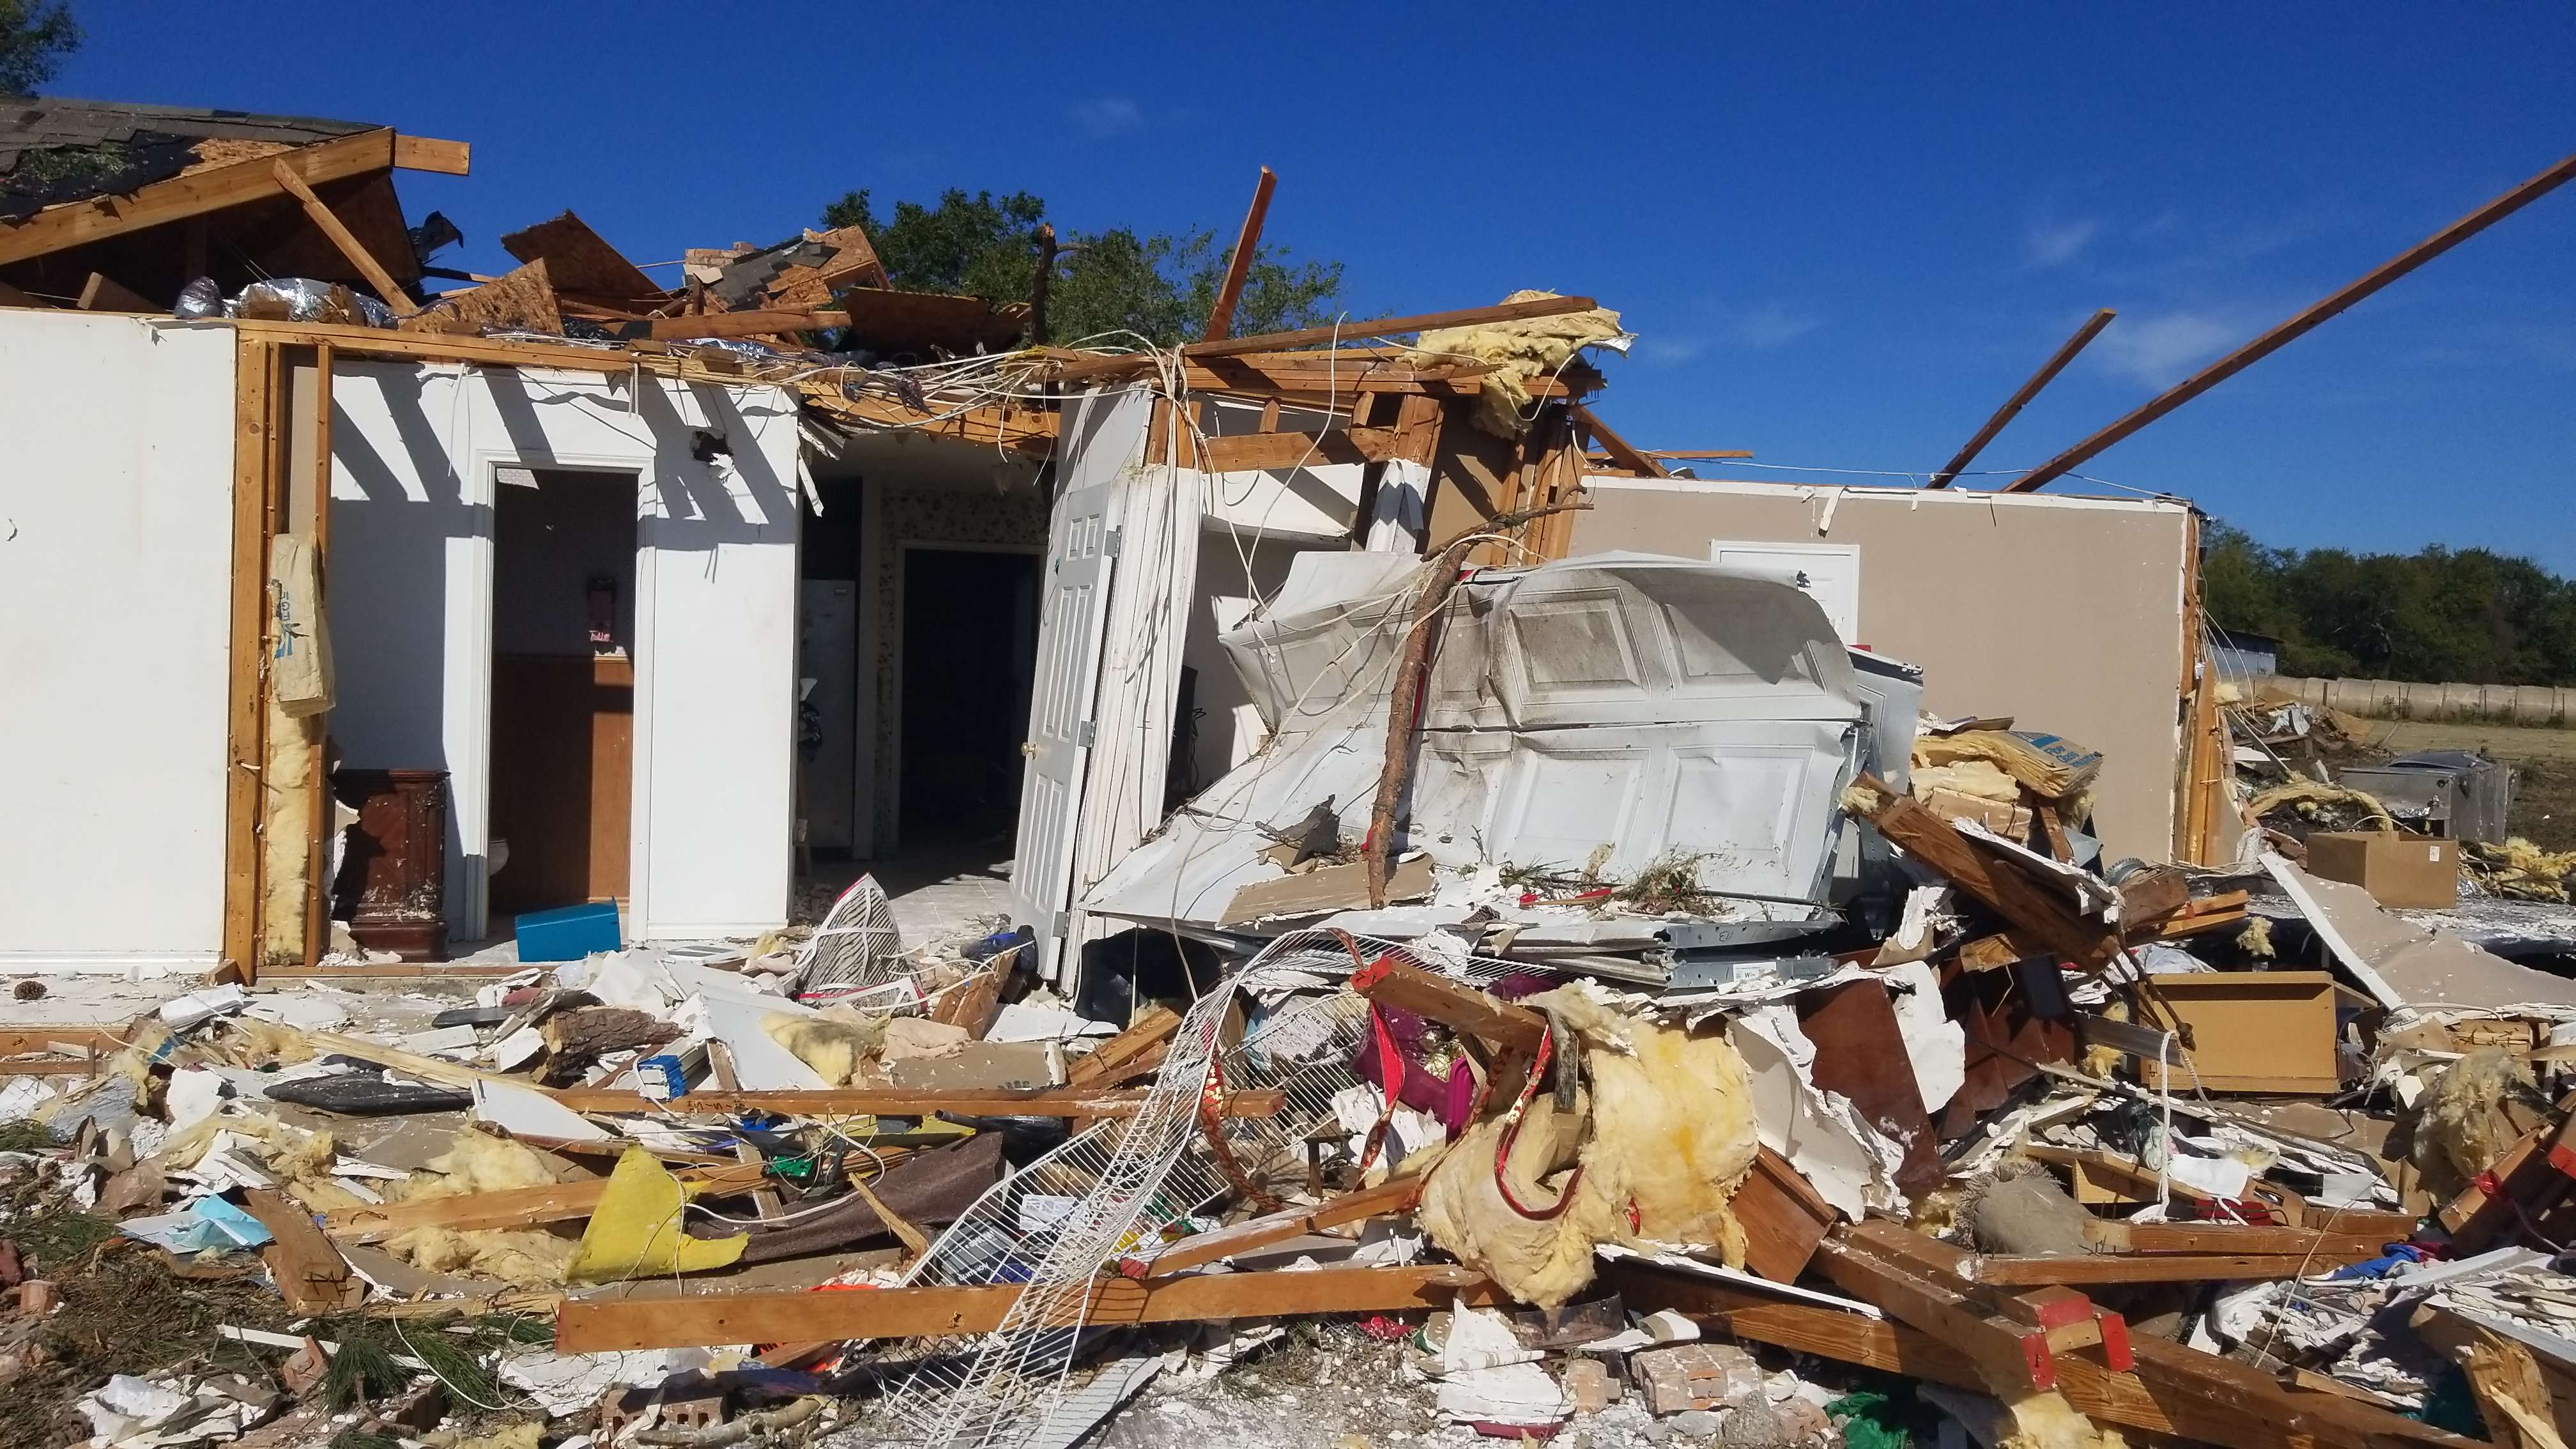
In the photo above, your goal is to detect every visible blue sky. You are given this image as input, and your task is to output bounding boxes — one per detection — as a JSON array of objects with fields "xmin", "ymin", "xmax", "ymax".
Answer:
[{"xmin": 52, "ymin": 3, "xmax": 2576, "ymax": 569}]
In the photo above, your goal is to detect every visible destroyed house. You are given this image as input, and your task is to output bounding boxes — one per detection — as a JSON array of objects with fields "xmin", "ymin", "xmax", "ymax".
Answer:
[{"xmin": 1, "ymin": 100, "xmax": 2242, "ymax": 992}]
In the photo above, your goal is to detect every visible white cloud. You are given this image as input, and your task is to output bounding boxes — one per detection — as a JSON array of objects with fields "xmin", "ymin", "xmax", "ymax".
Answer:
[
  {"xmin": 1636, "ymin": 336, "xmax": 1711, "ymax": 365},
  {"xmin": 2025, "ymin": 217, "xmax": 2101, "ymax": 267},
  {"xmin": 1730, "ymin": 304, "xmax": 1821, "ymax": 349},
  {"xmin": 2088, "ymin": 310, "xmax": 2244, "ymax": 386},
  {"xmin": 1070, "ymin": 97, "xmax": 1143, "ymax": 137}
]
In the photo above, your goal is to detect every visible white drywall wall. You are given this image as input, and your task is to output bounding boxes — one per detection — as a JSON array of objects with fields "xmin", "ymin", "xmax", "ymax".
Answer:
[
  {"xmin": 328, "ymin": 362, "xmax": 802, "ymax": 942},
  {"xmin": 0, "ymin": 313, "xmax": 236, "ymax": 973}
]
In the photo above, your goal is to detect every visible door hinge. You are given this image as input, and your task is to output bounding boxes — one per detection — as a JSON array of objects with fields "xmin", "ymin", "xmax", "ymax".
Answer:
[
  {"xmin": 1102, "ymin": 526, "xmax": 1123, "ymax": 558},
  {"xmin": 1075, "ymin": 720, "xmax": 1096, "ymax": 746}
]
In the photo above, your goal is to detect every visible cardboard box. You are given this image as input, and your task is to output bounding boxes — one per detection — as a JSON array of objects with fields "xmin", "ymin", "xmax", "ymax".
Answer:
[
  {"xmin": 2305, "ymin": 831, "xmax": 2459, "ymax": 909},
  {"xmin": 1918, "ymin": 786, "xmax": 2034, "ymax": 838}
]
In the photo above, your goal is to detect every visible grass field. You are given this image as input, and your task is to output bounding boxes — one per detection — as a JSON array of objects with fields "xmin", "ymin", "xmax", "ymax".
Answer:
[{"xmin": 2363, "ymin": 719, "xmax": 2576, "ymax": 849}]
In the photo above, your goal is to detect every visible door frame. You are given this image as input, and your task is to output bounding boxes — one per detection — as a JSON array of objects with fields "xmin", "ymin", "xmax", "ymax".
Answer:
[
  {"xmin": 464, "ymin": 454, "xmax": 650, "ymax": 944},
  {"xmin": 883, "ymin": 539, "xmax": 1045, "ymax": 855}
]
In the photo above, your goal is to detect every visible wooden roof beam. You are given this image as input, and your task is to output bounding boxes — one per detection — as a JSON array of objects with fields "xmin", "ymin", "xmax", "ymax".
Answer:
[
  {"xmin": 0, "ymin": 128, "xmax": 397, "ymax": 268},
  {"xmin": 2006, "ymin": 148, "xmax": 2576, "ymax": 493},
  {"xmin": 1570, "ymin": 402, "xmax": 1669, "ymax": 478},
  {"xmin": 391, "ymin": 135, "xmax": 471, "ymax": 175},
  {"xmin": 1924, "ymin": 308, "xmax": 2115, "ymax": 488},
  {"xmin": 1202, "ymin": 165, "xmax": 1276, "ymax": 342},
  {"xmin": 269, "ymin": 160, "xmax": 418, "ymax": 316}
]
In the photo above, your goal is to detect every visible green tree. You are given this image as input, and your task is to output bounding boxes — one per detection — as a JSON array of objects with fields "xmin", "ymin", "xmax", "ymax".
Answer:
[
  {"xmin": 822, "ymin": 187, "xmax": 1343, "ymax": 346},
  {"xmin": 0, "ymin": 0, "xmax": 78, "ymax": 96}
]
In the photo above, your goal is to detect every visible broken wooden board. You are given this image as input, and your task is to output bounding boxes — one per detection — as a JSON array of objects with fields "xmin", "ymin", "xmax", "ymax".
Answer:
[
  {"xmin": 1729, "ymin": 1145, "xmax": 1841, "ymax": 1284},
  {"xmin": 543, "ymin": 1085, "xmax": 1285, "ymax": 1119},
  {"xmin": 1602, "ymin": 1248, "xmax": 2474, "ymax": 1449},
  {"xmin": 1347, "ymin": 954, "xmax": 1549, "ymax": 1053},
  {"xmin": 2136, "ymin": 970, "xmax": 2342, "ymax": 1094},
  {"xmin": 1798, "ymin": 976, "xmax": 1945, "ymax": 1195},
  {"xmin": 1845, "ymin": 775, "xmax": 2121, "ymax": 970},
  {"xmin": 1216, "ymin": 853, "xmax": 1435, "ymax": 926},
  {"xmin": 1063, "ymin": 1006, "xmax": 1183, "ymax": 1089},
  {"xmin": 1124, "ymin": 1177, "xmax": 1421, "ymax": 1276},
  {"xmin": 241, "ymin": 1188, "xmax": 366, "ymax": 1313},
  {"xmin": 500, "ymin": 211, "xmax": 661, "ymax": 300},
  {"xmin": 400, "ymin": 258, "xmax": 562, "ymax": 337},
  {"xmin": 555, "ymin": 1263, "xmax": 1505, "ymax": 1353}
]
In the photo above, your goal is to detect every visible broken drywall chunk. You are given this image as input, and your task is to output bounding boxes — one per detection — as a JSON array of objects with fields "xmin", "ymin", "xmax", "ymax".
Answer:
[
  {"xmin": 1881, "ymin": 961, "xmax": 1966, "ymax": 1113},
  {"xmin": 1726, "ymin": 1006, "xmax": 1906, "ymax": 1219},
  {"xmin": 2266, "ymin": 852, "xmax": 2576, "ymax": 1013}
]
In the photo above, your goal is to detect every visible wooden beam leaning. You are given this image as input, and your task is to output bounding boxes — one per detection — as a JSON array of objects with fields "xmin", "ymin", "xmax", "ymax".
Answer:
[
  {"xmin": 555, "ymin": 1264, "xmax": 1504, "ymax": 1354},
  {"xmin": 1203, "ymin": 165, "xmax": 1276, "ymax": 342},
  {"xmin": 1568, "ymin": 402, "xmax": 1669, "ymax": 479},
  {"xmin": 1924, "ymin": 309, "xmax": 2115, "ymax": 488},
  {"xmin": 220, "ymin": 338, "xmax": 280, "ymax": 979},
  {"xmin": 268, "ymin": 161, "xmax": 419, "ymax": 317},
  {"xmin": 1843, "ymin": 774, "xmax": 2122, "ymax": 970},
  {"xmin": 2007, "ymin": 149, "xmax": 2576, "ymax": 493},
  {"xmin": 0, "ymin": 128, "xmax": 397, "ymax": 267},
  {"xmin": 1055, "ymin": 295, "xmax": 1600, "ymax": 383}
]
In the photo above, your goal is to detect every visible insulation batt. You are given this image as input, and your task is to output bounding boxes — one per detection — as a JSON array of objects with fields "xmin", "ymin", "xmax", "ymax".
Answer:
[
  {"xmin": 1414, "ymin": 985, "xmax": 1759, "ymax": 1309},
  {"xmin": 2411, "ymin": 1045, "xmax": 2546, "ymax": 1198},
  {"xmin": 763, "ymin": 1006, "xmax": 886, "ymax": 1085},
  {"xmin": 382, "ymin": 1131, "xmax": 576, "ymax": 1285},
  {"xmin": 1407, "ymin": 289, "xmax": 1627, "ymax": 439}
]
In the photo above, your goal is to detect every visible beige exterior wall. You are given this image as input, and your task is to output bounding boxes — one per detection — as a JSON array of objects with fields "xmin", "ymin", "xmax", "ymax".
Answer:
[{"xmin": 1571, "ymin": 478, "xmax": 2195, "ymax": 862}]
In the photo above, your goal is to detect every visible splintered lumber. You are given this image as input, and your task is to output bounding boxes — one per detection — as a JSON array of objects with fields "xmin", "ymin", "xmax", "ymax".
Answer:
[
  {"xmin": 1923, "ymin": 309, "xmax": 2116, "ymax": 488},
  {"xmin": 554, "ymin": 1263, "xmax": 1505, "ymax": 1353},
  {"xmin": 241, "ymin": 1189, "xmax": 365, "ymax": 1312},
  {"xmin": 2007, "ymin": 148, "xmax": 2576, "ymax": 493},
  {"xmin": 1347, "ymin": 955, "xmax": 1548, "ymax": 1052},
  {"xmin": 1064, "ymin": 1006, "xmax": 1183, "ymax": 1089},
  {"xmin": 1965, "ymin": 1253, "xmax": 2368, "ymax": 1286},
  {"xmin": 1604, "ymin": 1249, "xmax": 2474, "ymax": 1449},
  {"xmin": 544, "ymin": 1085, "xmax": 1285, "ymax": 1119},
  {"xmin": 268, "ymin": 160, "xmax": 419, "ymax": 317},
  {"xmin": 1203, "ymin": 165, "xmax": 1276, "ymax": 342},
  {"xmin": 319, "ymin": 1164, "xmax": 771, "ymax": 1245},
  {"xmin": 1055, "ymin": 295, "xmax": 1601, "ymax": 382},
  {"xmin": 1844, "ymin": 775, "xmax": 2120, "ymax": 970},
  {"xmin": 401, "ymin": 259, "xmax": 562, "ymax": 337},
  {"xmin": 637, "ymin": 308, "xmax": 851, "ymax": 341},
  {"xmin": 0, "ymin": 129, "xmax": 397, "ymax": 267},
  {"xmin": 1128, "ymin": 1177, "xmax": 1421, "ymax": 1275}
]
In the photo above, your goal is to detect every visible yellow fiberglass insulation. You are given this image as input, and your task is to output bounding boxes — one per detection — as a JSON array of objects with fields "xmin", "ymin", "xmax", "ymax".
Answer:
[
  {"xmin": 1413, "ymin": 985, "xmax": 1759, "ymax": 1308},
  {"xmin": 1909, "ymin": 759, "xmax": 2021, "ymax": 803},
  {"xmin": 380, "ymin": 1130, "xmax": 577, "ymax": 1286},
  {"xmin": 2001, "ymin": 1392, "xmax": 2125, "ymax": 1449},
  {"xmin": 1408, "ymin": 290, "xmax": 1627, "ymax": 439},
  {"xmin": 764, "ymin": 1007, "xmax": 886, "ymax": 1085},
  {"xmin": 2412, "ymin": 1046, "xmax": 2545, "ymax": 1197}
]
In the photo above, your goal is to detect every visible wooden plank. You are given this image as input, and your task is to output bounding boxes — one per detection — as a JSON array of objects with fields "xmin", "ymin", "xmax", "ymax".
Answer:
[
  {"xmin": 2092, "ymin": 1220, "xmax": 2400, "ymax": 1259},
  {"xmin": 220, "ymin": 339, "xmax": 278, "ymax": 979},
  {"xmin": 268, "ymin": 161, "xmax": 418, "ymax": 316},
  {"xmin": 391, "ymin": 135, "xmax": 471, "ymax": 175},
  {"xmin": 638, "ymin": 307, "xmax": 851, "ymax": 341},
  {"xmin": 401, "ymin": 258, "xmax": 562, "ymax": 337},
  {"xmin": 1195, "ymin": 425, "xmax": 1407, "ymax": 473},
  {"xmin": 1055, "ymin": 295, "xmax": 1601, "ymax": 381},
  {"xmin": 1569, "ymin": 402, "xmax": 1669, "ymax": 478},
  {"xmin": 0, "ymin": 1028, "xmax": 122, "ymax": 1055},
  {"xmin": 554, "ymin": 1263, "xmax": 1504, "ymax": 1353},
  {"xmin": 1731, "ymin": 1145, "xmax": 1841, "ymax": 1283},
  {"xmin": 0, "ymin": 129, "xmax": 396, "ymax": 267},
  {"xmin": 222, "ymin": 318, "xmax": 638, "ymax": 373},
  {"xmin": 77, "ymin": 271, "xmax": 160, "ymax": 312},
  {"xmin": 1348, "ymin": 955, "xmax": 1549, "ymax": 1053},
  {"xmin": 1128, "ymin": 1177, "xmax": 1420, "ymax": 1275},
  {"xmin": 1202, "ymin": 165, "xmax": 1276, "ymax": 341},
  {"xmin": 1063, "ymin": 1006, "xmax": 1182, "ymax": 1089},
  {"xmin": 1966, "ymin": 1252, "xmax": 2361, "ymax": 1286},
  {"xmin": 323, "ymin": 1163, "xmax": 769, "ymax": 1244},
  {"xmin": 241, "ymin": 1188, "xmax": 365, "ymax": 1313},
  {"xmin": 2008, "ymin": 150, "xmax": 2576, "ymax": 493},
  {"xmin": 545, "ymin": 1085, "xmax": 1285, "ymax": 1119},
  {"xmin": 1924, "ymin": 310, "xmax": 2116, "ymax": 488},
  {"xmin": 1813, "ymin": 1236, "xmax": 2055, "ymax": 1395},
  {"xmin": 1844, "ymin": 775, "xmax": 2121, "ymax": 970},
  {"xmin": 302, "ymin": 342, "xmax": 335, "ymax": 970}
]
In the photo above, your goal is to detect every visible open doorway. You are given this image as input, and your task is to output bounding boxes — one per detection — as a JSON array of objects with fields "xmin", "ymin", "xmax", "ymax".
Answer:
[
  {"xmin": 487, "ymin": 468, "xmax": 637, "ymax": 921},
  {"xmin": 899, "ymin": 546, "xmax": 1040, "ymax": 846}
]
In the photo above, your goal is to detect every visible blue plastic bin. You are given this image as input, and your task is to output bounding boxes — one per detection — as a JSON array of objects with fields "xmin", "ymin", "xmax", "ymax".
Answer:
[{"xmin": 515, "ymin": 900, "xmax": 621, "ymax": 962}]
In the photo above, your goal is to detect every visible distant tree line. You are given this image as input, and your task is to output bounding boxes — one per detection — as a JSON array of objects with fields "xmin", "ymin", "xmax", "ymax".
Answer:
[{"xmin": 2204, "ymin": 522, "xmax": 2576, "ymax": 684}]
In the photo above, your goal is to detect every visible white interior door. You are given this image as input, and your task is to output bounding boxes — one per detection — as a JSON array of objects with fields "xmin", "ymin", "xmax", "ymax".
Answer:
[
  {"xmin": 1709, "ymin": 540, "xmax": 1862, "ymax": 645},
  {"xmin": 1008, "ymin": 480, "xmax": 1123, "ymax": 981}
]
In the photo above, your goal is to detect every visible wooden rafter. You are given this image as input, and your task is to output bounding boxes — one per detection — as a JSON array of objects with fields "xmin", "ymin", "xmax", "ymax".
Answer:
[
  {"xmin": 1924, "ymin": 308, "xmax": 2115, "ymax": 488},
  {"xmin": 1055, "ymin": 295, "xmax": 1600, "ymax": 383},
  {"xmin": 0, "ymin": 128, "xmax": 397, "ymax": 268},
  {"xmin": 1568, "ymin": 402, "xmax": 1669, "ymax": 478},
  {"xmin": 268, "ymin": 160, "xmax": 418, "ymax": 316},
  {"xmin": 1202, "ymin": 165, "xmax": 1276, "ymax": 342},
  {"xmin": 2007, "ymin": 148, "xmax": 2576, "ymax": 493}
]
